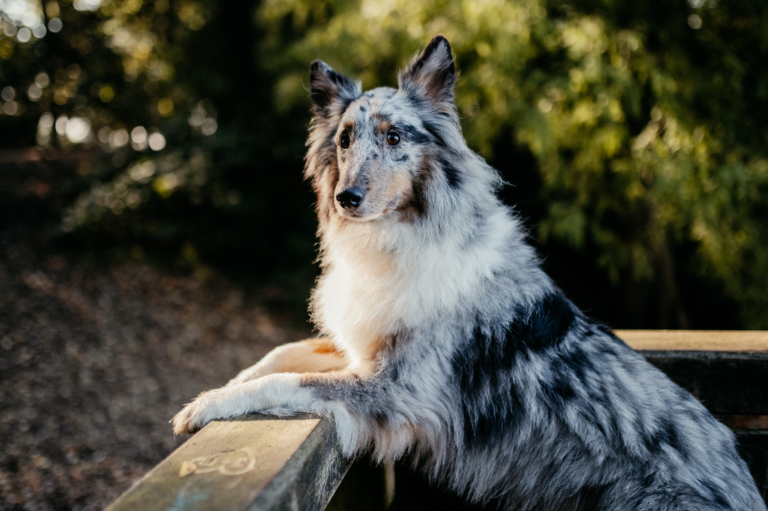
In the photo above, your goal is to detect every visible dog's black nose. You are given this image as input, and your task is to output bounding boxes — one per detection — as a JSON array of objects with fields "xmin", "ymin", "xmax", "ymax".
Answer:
[{"xmin": 336, "ymin": 187, "xmax": 365, "ymax": 210}]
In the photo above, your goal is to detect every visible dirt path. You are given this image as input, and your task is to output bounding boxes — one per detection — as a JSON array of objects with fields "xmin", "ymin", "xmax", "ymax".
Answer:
[{"xmin": 0, "ymin": 237, "xmax": 311, "ymax": 510}]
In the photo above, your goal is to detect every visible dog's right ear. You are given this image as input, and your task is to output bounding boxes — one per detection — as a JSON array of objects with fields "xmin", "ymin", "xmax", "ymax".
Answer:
[
  {"xmin": 310, "ymin": 60, "xmax": 360, "ymax": 118},
  {"xmin": 399, "ymin": 35, "xmax": 456, "ymax": 105}
]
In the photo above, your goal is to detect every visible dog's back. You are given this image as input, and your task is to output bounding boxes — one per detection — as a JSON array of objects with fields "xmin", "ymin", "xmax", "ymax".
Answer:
[{"xmin": 439, "ymin": 290, "xmax": 756, "ymax": 509}]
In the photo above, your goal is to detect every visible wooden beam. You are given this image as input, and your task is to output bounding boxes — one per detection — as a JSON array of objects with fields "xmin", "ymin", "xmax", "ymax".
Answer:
[
  {"xmin": 616, "ymin": 330, "xmax": 768, "ymax": 352},
  {"xmin": 105, "ymin": 413, "xmax": 352, "ymax": 511}
]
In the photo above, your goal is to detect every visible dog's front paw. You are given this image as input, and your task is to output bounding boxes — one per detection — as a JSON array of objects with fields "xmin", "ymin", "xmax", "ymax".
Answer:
[
  {"xmin": 171, "ymin": 390, "xmax": 223, "ymax": 435},
  {"xmin": 171, "ymin": 374, "xmax": 308, "ymax": 435}
]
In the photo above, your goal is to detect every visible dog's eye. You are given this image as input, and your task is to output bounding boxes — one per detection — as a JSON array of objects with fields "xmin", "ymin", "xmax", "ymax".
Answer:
[
  {"xmin": 340, "ymin": 131, "xmax": 350, "ymax": 149},
  {"xmin": 386, "ymin": 131, "xmax": 400, "ymax": 146}
]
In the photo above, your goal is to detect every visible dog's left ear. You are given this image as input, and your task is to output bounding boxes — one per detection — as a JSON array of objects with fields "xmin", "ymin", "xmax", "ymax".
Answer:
[
  {"xmin": 399, "ymin": 35, "xmax": 456, "ymax": 105},
  {"xmin": 310, "ymin": 60, "xmax": 360, "ymax": 118}
]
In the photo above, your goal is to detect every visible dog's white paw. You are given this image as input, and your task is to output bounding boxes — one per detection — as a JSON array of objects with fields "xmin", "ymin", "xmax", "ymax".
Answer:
[
  {"xmin": 171, "ymin": 374, "xmax": 308, "ymax": 435},
  {"xmin": 171, "ymin": 389, "xmax": 227, "ymax": 435}
]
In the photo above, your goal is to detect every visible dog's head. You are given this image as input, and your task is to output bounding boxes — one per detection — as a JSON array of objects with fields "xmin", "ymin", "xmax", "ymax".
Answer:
[{"xmin": 306, "ymin": 35, "xmax": 467, "ymax": 225}]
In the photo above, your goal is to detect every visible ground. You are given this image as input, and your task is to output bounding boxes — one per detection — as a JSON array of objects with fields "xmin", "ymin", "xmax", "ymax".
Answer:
[{"xmin": 0, "ymin": 235, "xmax": 309, "ymax": 510}]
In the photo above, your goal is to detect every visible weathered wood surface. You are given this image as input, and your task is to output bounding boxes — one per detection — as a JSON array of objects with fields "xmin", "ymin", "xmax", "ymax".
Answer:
[
  {"xmin": 617, "ymin": 330, "xmax": 768, "ymax": 415},
  {"xmin": 105, "ymin": 413, "xmax": 352, "ymax": 511}
]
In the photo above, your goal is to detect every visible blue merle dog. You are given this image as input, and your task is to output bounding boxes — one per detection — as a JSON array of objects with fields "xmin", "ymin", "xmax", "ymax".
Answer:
[{"xmin": 173, "ymin": 35, "xmax": 766, "ymax": 510}]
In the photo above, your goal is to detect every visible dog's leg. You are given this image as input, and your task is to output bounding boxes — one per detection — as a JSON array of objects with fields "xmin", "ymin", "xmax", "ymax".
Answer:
[
  {"xmin": 172, "ymin": 369, "xmax": 388, "ymax": 456},
  {"xmin": 225, "ymin": 338, "xmax": 347, "ymax": 386}
]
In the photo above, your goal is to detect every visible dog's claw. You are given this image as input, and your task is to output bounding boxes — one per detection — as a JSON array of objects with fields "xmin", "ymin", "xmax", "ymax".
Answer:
[
  {"xmin": 172, "ymin": 398, "xmax": 208, "ymax": 435},
  {"xmin": 171, "ymin": 408, "xmax": 192, "ymax": 435}
]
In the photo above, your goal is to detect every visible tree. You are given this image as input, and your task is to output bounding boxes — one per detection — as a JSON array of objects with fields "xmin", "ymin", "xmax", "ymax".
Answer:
[{"xmin": 1, "ymin": 0, "xmax": 320, "ymax": 312}]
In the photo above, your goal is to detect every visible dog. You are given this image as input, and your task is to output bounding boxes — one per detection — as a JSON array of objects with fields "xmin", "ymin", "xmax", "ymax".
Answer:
[{"xmin": 172, "ymin": 35, "xmax": 766, "ymax": 510}]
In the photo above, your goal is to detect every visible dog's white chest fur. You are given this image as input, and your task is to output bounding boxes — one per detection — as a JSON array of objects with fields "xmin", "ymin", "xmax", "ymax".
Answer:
[{"xmin": 314, "ymin": 214, "xmax": 516, "ymax": 363}]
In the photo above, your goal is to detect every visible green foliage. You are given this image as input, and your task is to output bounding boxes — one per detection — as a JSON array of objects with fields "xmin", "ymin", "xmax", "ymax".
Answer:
[{"xmin": 1, "ymin": 0, "xmax": 767, "ymax": 327}]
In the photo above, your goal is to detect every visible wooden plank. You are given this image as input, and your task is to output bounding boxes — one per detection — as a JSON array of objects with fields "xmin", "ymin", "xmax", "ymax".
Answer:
[
  {"xmin": 105, "ymin": 413, "xmax": 352, "ymax": 511},
  {"xmin": 616, "ymin": 330, "xmax": 768, "ymax": 352}
]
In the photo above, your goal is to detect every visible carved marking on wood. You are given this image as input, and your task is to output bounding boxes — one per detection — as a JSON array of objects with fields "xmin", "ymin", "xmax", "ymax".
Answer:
[
  {"xmin": 185, "ymin": 447, "xmax": 257, "ymax": 477},
  {"xmin": 178, "ymin": 461, "xmax": 197, "ymax": 478}
]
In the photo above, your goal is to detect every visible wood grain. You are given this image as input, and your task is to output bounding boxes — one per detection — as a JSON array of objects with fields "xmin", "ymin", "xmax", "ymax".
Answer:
[{"xmin": 615, "ymin": 330, "xmax": 768, "ymax": 352}]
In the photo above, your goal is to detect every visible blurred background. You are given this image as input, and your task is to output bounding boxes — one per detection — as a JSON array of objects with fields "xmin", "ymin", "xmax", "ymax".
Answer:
[{"xmin": 1, "ymin": 0, "xmax": 767, "ymax": 508}]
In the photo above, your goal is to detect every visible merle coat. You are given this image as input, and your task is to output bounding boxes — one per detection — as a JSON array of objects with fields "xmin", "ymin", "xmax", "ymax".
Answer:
[{"xmin": 173, "ymin": 35, "xmax": 766, "ymax": 511}]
